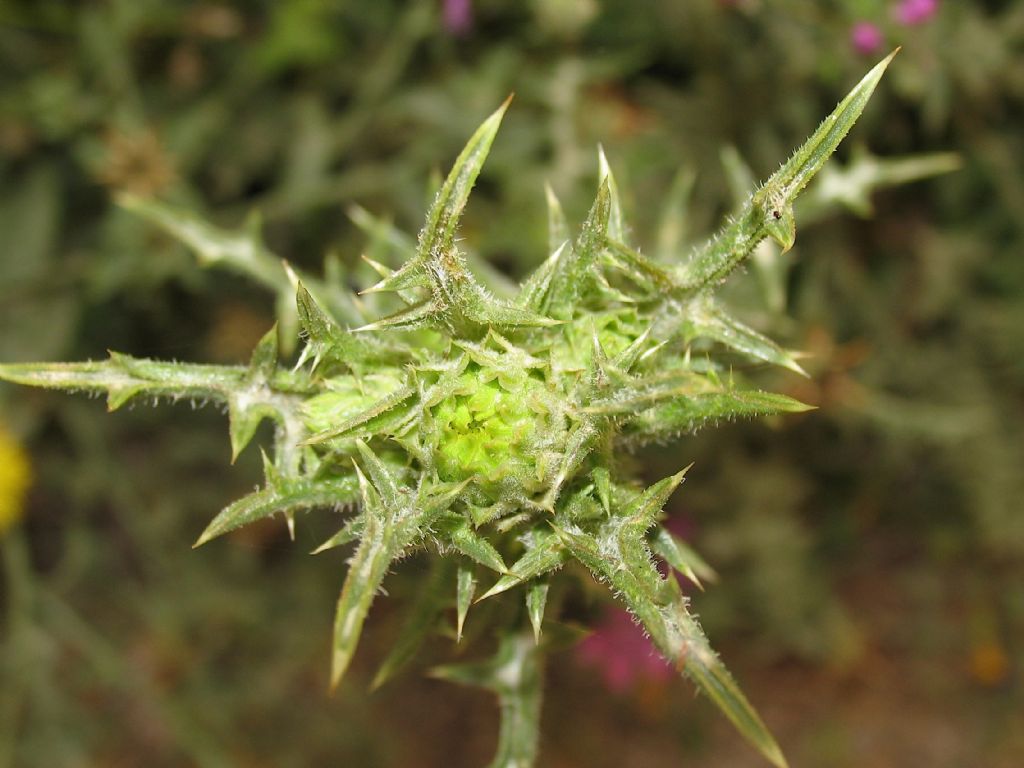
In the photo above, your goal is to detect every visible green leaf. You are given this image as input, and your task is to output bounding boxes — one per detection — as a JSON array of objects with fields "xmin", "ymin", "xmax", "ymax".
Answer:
[
  {"xmin": 194, "ymin": 475, "xmax": 359, "ymax": 547},
  {"xmin": 296, "ymin": 282, "xmax": 342, "ymax": 364},
  {"xmin": 295, "ymin": 283, "xmax": 399, "ymax": 370},
  {"xmin": 226, "ymin": 326, "xmax": 287, "ymax": 461},
  {"xmin": 540, "ymin": 418, "xmax": 600, "ymax": 511},
  {"xmin": 517, "ymin": 241, "xmax": 569, "ymax": 312},
  {"xmin": 684, "ymin": 299, "xmax": 806, "ymax": 374},
  {"xmin": 330, "ymin": 460, "xmax": 397, "ymax": 689},
  {"xmin": 353, "ymin": 299, "xmax": 440, "ymax": 332},
  {"xmin": 681, "ymin": 50, "xmax": 896, "ymax": 290},
  {"xmin": 354, "ymin": 439, "xmax": 403, "ymax": 507},
  {"xmin": 311, "ymin": 515, "xmax": 365, "ymax": 554},
  {"xmin": 544, "ymin": 180, "xmax": 611, "ymax": 319},
  {"xmin": 436, "ymin": 515, "xmax": 508, "ymax": 574},
  {"xmin": 227, "ymin": 397, "xmax": 281, "ymax": 463},
  {"xmin": 479, "ymin": 529, "xmax": 567, "ymax": 601},
  {"xmin": 584, "ymin": 371, "xmax": 703, "ymax": 416},
  {"xmin": 620, "ymin": 471, "xmax": 688, "ymax": 538},
  {"xmin": 0, "ymin": 355, "xmax": 229, "ymax": 405},
  {"xmin": 331, "ymin": 447, "xmax": 461, "ymax": 689},
  {"xmin": 591, "ymin": 467, "xmax": 611, "ymax": 515},
  {"xmin": 422, "ymin": 96, "xmax": 512, "ymax": 267},
  {"xmin": 598, "ymin": 146, "xmax": 627, "ymax": 244},
  {"xmin": 650, "ymin": 526, "xmax": 718, "ymax": 589},
  {"xmin": 762, "ymin": 51, "xmax": 899, "ymax": 211},
  {"xmin": 357, "ymin": 100, "xmax": 558, "ymax": 334},
  {"xmin": 248, "ymin": 325, "xmax": 279, "ymax": 378},
  {"xmin": 603, "ymin": 238, "xmax": 679, "ymax": 296},
  {"xmin": 622, "ymin": 387, "xmax": 813, "ymax": 446},
  {"xmin": 303, "ymin": 383, "xmax": 417, "ymax": 444},
  {"xmin": 456, "ymin": 564, "xmax": 477, "ymax": 642},
  {"xmin": 331, "ymin": 480, "xmax": 395, "ymax": 689},
  {"xmin": 526, "ymin": 580, "xmax": 550, "ymax": 643},
  {"xmin": 662, "ymin": 601, "xmax": 788, "ymax": 768},
  {"xmin": 556, "ymin": 510, "xmax": 786, "ymax": 768}
]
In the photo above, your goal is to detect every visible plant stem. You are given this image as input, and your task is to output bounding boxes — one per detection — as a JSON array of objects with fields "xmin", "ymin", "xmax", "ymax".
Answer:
[{"xmin": 488, "ymin": 634, "xmax": 544, "ymax": 768}]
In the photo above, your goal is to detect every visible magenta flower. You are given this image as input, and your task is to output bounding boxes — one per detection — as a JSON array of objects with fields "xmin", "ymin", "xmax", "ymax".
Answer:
[
  {"xmin": 850, "ymin": 21, "xmax": 885, "ymax": 55},
  {"xmin": 895, "ymin": 0, "xmax": 939, "ymax": 26},
  {"xmin": 443, "ymin": 0, "xmax": 472, "ymax": 35},
  {"xmin": 576, "ymin": 608, "xmax": 672, "ymax": 693}
]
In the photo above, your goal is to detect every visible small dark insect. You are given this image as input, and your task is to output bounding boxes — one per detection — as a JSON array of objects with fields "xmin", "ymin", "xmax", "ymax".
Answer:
[{"xmin": 772, "ymin": 209, "xmax": 782, "ymax": 220}]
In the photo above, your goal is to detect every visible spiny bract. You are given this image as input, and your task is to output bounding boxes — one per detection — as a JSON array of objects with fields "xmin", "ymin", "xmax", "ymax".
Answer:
[{"xmin": 0, "ymin": 53, "xmax": 901, "ymax": 768}]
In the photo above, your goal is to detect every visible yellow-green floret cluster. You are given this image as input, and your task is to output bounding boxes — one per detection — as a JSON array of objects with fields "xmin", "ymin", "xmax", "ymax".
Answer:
[{"xmin": 433, "ymin": 366, "xmax": 554, "ymax": 497}]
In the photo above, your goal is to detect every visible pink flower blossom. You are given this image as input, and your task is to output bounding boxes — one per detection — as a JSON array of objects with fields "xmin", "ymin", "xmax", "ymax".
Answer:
[
  {"xmin": 851, "ymin": 22, "xmax": 885, "ymax": 55},
  {"xmin": 443, "ymin": 0, "xmax": 472, "ymax": 35},
  {"xmin": 576, "ymin": 608, "xmax": 672, "ymax": 692},
  {"xmin": 895, "ymin": 0, "xmax": 939, "ymax": 26}
]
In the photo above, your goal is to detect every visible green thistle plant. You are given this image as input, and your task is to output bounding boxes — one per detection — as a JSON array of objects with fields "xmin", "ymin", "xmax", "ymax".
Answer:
[{"xmin": 0, "ymin": 53, "xmax": 900, "ymax": 767}]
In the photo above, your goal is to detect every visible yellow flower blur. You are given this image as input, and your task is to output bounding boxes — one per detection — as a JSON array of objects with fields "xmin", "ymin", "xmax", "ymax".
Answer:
[{"xmin": 0, "ymin": 425, "xmax": 31, "ymax": 535}]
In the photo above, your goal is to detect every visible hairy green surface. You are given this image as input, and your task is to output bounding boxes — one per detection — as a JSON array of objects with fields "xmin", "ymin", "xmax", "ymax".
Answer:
[{"xmin": 0, "ymin": 53, "xmax": 901, "ymax": 768}]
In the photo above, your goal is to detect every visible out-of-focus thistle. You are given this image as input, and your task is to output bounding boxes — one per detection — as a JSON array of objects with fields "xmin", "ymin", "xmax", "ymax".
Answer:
[{"xmin": 1, "ymin": 53, "xmax": 904, "ymax": 767}]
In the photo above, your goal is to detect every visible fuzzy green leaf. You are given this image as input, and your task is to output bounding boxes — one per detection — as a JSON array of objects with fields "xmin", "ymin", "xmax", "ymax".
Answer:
[
  {"xmin": 544, "ymin": 180, "xmax": 611, "ymax": 319},
  {"xmin": 556, "ymin": 506, "xmax": 786, "ymax": 768},
  {"xmin": 437, "ymin": 515, "xmax": 509, "ymax": 575},
  {"xmin": 456, "ymin": 564, "xmax": 477, "ymax": 642},
  {"xmin": 358, "ymin": 99, "xmax": 556, "ymax": 335},
  {"xmin": 540, "ymin": 418, "xmax": 600, "ymax": 511},
  {"xmin": 517, "ymin": 241, "xmax": 569, "ymax": 312},
  {"xmin": 681, "ymin": 50, "xmax": 896, "ymax": 290},
  {"xmin": 331, "ymin": 479, "xmax": 396, "ymax": 689},
  {"xmin": 526, "ymin": 580, "xmax": 550, "ymax": 643},
  {"xmin": 354, "ymin": 439, "xmax": 403, "ymax": 507},
  {"xmin": 479, "ymin": 530, "xmax": 567, "ymax": 601},
  {"xmin": 688, "ymin": 300, "xmax": 805, "ymax": 374},
  {"xmin": 598, "ymin": 146, "xmax": 627, "ymax": 244},
  {"xmin": 591, "ymin": 467, "xmax": 612, "ymax": 515},
  {"xmin": 621, "ymin": 470, "xmax": 688, "ymax": 537},
  {"xmin": 617, "ymin": 382, "xmax": 813, "ymax": 446},
  {"xmin": 295, "ymin": 283, "xmax": 399, "ymax": 370},
  {"xmin": 0, "ymin": 354, "xmax": 244, "ymax": 408},
  {"xmin": 603, "ymin": 238, "xmax": 678, "ymax": 296},
  {"xmin": 195, "ymin": 475, "xmax": 359, "ymax": 547},
  {"xmin": 331, "ymin": 443, "xmax": 466, "ymax": 688},
  {"xmin": 303, "ymin": 384, "xmax": 417, "ymax": 444},
  {"xmin": 662, "ymin": 601, "xmax": 788, "ymax": 768},
  {"xmin": 423, "ymin": 97, "xmax": 512, "ymax": 266},
  {"xmin": 311, "ymin": 516, "xmax": 365, "ymax": 554},
  {"xmin": 650, "ymin": 526, "xmax": 718, "ymax": 589}
]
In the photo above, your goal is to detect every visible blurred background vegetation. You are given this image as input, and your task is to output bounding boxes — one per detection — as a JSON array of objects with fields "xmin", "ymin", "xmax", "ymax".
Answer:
[{"xmin": 1, "ymin": 1, "xmax": 1021, "ymax": 766}]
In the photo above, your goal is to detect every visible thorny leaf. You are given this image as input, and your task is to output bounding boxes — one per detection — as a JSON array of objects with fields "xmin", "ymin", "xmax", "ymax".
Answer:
[{"xmin": 0, "ymin": 56, "xmax": 906, "ymax": 768}]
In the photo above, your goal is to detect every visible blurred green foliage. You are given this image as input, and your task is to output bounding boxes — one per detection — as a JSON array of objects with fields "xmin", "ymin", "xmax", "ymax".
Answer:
[{"xmin": 1, "ymin": 1, "xmax": 1022, "ymax": 765}]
